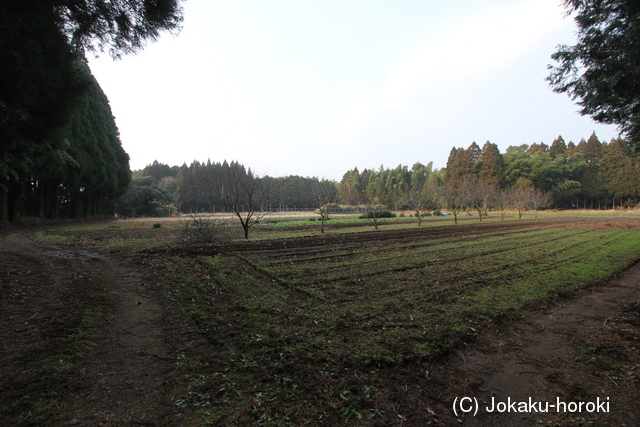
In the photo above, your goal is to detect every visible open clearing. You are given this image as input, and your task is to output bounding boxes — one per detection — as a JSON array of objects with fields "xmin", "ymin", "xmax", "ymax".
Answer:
[{"xmin": 1, "ymin": 214, "xmax": 640, "ymax": 425}]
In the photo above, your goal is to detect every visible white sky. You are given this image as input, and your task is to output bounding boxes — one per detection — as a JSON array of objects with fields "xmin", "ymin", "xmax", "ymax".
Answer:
[{"xmin": 88, "ymin": 0, "xmax": 618, "ymax": 180}]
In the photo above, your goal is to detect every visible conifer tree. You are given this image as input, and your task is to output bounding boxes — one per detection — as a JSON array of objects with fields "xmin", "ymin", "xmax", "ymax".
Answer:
[
  {"xmin": 445, "ymin": 147, "xmax": 474, "ymax": 185},
  {"xmin": 479, "ymin": 141, "xmax": 503, "ymax": 188},
  {"xmin": 468, "ymin": 142, "xmax": 482, "ymax": 161},
  {"xmin": 600, "ymin": 139, "xmax": 638, "ymax": 207},
  {"xmin": 1, "ymin": 0, "xmax": 182, "ymax": 223},
  {"xmin": 548, "ymin": 0, "xmax": 640, "ymax": 145},
  {"xmin": 550, "ymin": 136, "xmax": 567, "ymax": 158}
]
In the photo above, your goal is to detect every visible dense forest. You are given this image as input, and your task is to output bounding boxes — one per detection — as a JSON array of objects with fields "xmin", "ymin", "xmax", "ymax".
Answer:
[
  {"xmin": 1, "ymin": 67, "xmax": 130, "ymax": 223},
  {"xmin": 1, "ymin": 0, "xmax": 182, "ymax": 225},
  {"xmin": 128, "ymin": 132, "xmax": 640, "ymax": 218}
]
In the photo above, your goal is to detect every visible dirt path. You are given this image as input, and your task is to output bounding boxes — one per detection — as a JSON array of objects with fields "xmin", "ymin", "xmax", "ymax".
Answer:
[
  {"xmin": 0, "ymin": 233, "xmax": 176, "ymax": 425},
  {"xmin": 449, "ymin": 261, "xmax": 640, "ymax": 426}
]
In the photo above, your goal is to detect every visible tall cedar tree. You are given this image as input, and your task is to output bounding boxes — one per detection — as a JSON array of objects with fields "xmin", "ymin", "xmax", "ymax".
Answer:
[
  {"xmin": 479, "ymin": 142, "xmax": 503, "ymax": 188},
  {"xmin": 548, "ymin": 0, "xmax": 640, "ymax": 146},
  {"xmin": 576, "ymin": 133, "xmax": 603, "ymax": 208},
  {"xmin": 445, "ymin": 147, "xmax": 475, "ymax": 185},
  {"xmin": 550, "ymin": 136, "xmax": 567, "ymax": 158},
  {"xmin": 0, "ymin": 0, "xmax": 183, "ymax": 223},
  {"xmin": 600, "ymin": 139, "xmax": 638, "ymax": 206},
  {"xmin": 3, "ymin": 66, "xmax": 129, "ymax": 221},
  {"xmin": 63, "ymin": 70, "xmax": 130, "ymax": 217}
]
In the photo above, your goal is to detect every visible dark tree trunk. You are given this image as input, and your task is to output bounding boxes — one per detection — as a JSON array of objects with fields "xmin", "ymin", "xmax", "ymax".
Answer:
[{"xmin": 0, "ymin": 183, "xmax": 8, "ymax": 225}]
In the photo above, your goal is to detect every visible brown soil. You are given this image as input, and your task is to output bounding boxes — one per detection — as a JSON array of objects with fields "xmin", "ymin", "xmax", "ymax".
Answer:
[
  {"xmin": 0, "ymin": 233, "xmax": 178, "ymax": 425},
  {"xmin": 448, "ymin": 262, "xmax": 640, "ymax": 426},
  {"xmin": 1, "ymin": 219, "xmax": 639, "ymax": 425}
]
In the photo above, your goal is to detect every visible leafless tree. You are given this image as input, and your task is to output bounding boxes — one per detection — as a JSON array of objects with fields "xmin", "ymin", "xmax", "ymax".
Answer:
[
  {"xmin": 355, "ymin": 186, "xmax": 390, "ymax": 230},
  {"xmin": 403, "ymin": 182, "xmax": 437, "ymax": 226},
  {"xmin": 528, "ymin": 189, "xmax": 552, "ymax": 218},
  {"xmin": 438, "ymin": 179, "xmax": 471, "ymax": 225},
  {"xmin": 312, "ymin": 179, "xmax": 338, "ymax": 233},
  {"xmin": 214, "ymin": 164, "xmax": 278, "ymax": 239},
  {"xmin": 493, "ymin": 188, "xmax": 510, "ymax": 220},
  {"xmin": 509, "ymin": 185, "xmax": 533, "ymax": 219},
  {"xmin": 175, "ymin": 215, "xmax": 232, "ymax": 246},
  {"xmin": 467, "ymin": 180, "xmax": 498, "ymax": 221}
]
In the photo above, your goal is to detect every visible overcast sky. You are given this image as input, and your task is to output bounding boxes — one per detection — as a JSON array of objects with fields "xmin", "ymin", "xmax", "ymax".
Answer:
[{"xmin": 88, "ymin": 0, "xmax": 618, "ymax": 180}]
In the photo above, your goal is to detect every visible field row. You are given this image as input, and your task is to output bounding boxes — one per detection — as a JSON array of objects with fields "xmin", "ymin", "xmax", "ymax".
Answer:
[
  {"xmin": 147, "ymin": 217, "xmax": 640, "ymax": 424},
  {"xmin": 188, "ymin": 221, "xmax": 640, "ymax": 364}
]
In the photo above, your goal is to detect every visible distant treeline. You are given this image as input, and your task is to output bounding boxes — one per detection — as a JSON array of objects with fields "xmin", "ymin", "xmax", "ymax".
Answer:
[
  {"xmin": 126, "ymin": 161, "xmax": 331, "ymax": 215},
  {"xmin": 129, "ymin": 132, "xmax": 638, "ymax": 217}
]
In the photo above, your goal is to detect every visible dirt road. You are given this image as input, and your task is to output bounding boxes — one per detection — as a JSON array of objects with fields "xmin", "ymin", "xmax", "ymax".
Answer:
[
  {"xmin": 0, "ymin": 233, "xmax": 177, "ymax": 425},
  {"xmin": 452, "ymin": 263, "xmax": 640, "ymax": 426}
]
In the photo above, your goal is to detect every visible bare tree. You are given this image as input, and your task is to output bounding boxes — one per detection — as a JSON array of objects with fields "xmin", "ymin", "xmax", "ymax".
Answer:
[
  {"xmin": 467, "ymin": 180, "xmax": 497, "ymax": 222},
  {"xmin": 312, "ymin": 179, "xmax": 338, "ymax": 233},
  {"xmin": 438, "ymin": 179, "xmax": 471, "ymax": 225},
  {"xmin": 529, "ymin": 189, "xmax": 552, "ymax": 218},
  {"xmin": 403, "ymin": 182, "xmax": 437, "ymax": 226},
  {"xmin": 214, "ymin": 164, "xmax": 277, "ymax": 239},
  {"xmin": 355, "ymin": 186, "xmax": 390, "ymax": 230},
  {"xmin": 509, "ymin": 185, "xmax": 533, "ymax": 219},
  {"xmin": 493, "ymin": 188, "xmax": 510, "ymax": 220}
]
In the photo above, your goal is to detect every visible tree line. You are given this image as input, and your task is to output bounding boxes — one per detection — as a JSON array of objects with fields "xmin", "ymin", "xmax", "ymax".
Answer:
[
  {"xmin": 1, "ymin": 68, "xmax": 130, "ymax": 223},
  {"xmin": 5, "ymin": 0, "xmax": 638, "ymax": 227},
  {"xmin": 124, "ymin": 160, "xmax": 336, "ymax": 216},
  {"xmin": 1, "ymin": 0, "xmax": 183, "ymax": 225},
  {"xmin": 109, "ymin": 0, "xmax": 640, "ymax": 228},
  {"xmin": 128, "ymin": 133, "xmax": 640, "ymax": 224}
]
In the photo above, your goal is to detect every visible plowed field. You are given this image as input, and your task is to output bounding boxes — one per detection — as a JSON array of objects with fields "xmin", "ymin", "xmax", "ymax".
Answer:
[{"xmin": 2, "ymin": 215, "xmax": 640, "ymax": 425}]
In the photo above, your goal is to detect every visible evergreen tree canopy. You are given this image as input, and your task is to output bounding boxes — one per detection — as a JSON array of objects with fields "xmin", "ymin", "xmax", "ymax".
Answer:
[
  {"xmin": 548, "ymin": 0, "xmax": 640, "ymax": 145},
  {"xmin": 0, "ymin": 6, "xmax": 88, "ymax": 183},
  {"xmin": 550, "ymin": 136, "xmax": 567, "ymax": 157},
  {"xmin": 1, "ymin": 0, "xmax": 182, "ymax": 223},
  {"xmin": 117, "ymin": 174, "xmax": 171, "ymax": 217},
  {"xmin": 142, "ymin": 161, "xmax": 177, "ymax": 182},
  {"xmin": 479, "ymin": 142, "xmax": 503, "ymax": 187},
  {"xmin": 445, "ymin": 147, "xmax": 474, "ymax": 185},
  {"xmin": 1, "ymin": 65, "xmax": 130, "ymax": 222}
]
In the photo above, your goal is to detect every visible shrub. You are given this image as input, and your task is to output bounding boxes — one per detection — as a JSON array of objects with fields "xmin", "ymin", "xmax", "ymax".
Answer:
[
  {"xmin": 152, "ymin": 222, "xmax": 162, "ymax": 229},
  {"xmin": 432, "ymin": 209, "xmax": 443, "ymax": 216},
  {"xmin": 175, "ymin": 216, "xmax": 226, "ymax": 246},
  {"xmin": 359, "ymin": 210, "xmax": 396, "ymax": 219},
  {"xmin": 309, "ymin": 217, "xmax": 316, "ymax": 221},
  {"xmin": 399, "ymin": 213, "xmax": 405, "ymax": 217}
]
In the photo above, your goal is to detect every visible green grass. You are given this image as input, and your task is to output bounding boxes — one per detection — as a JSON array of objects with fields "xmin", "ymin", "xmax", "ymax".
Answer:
[
  {"xmin": 33, "ymin": 230, "xmax": 73, "ymax": 244},
  {"xmin": 155, "ymin": 217, "xmax": 640, "ymax": 425}
]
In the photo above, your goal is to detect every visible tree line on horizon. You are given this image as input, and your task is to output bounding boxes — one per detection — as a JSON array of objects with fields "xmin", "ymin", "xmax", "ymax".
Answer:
[{"xmin": 126, "ymin": 132, "xmax": 640, "ymax": 220}]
